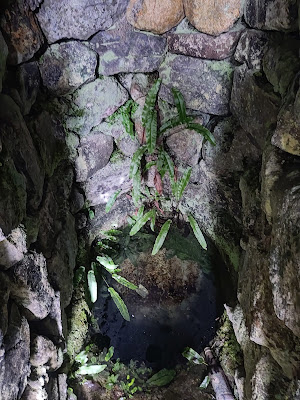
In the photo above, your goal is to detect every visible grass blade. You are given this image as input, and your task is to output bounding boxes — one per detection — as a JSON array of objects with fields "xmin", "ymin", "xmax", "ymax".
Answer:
[
  {"xmin": 172, "ymin": 88, "xmax": 187, "ymax": 122},
  {"xmin": 187, "ymin": 123, "xmax": 216, "ymax": 146},
  {"xmin": 88, "ymin": 270, "xmax": 97, "ymax": 303},
  {"xmin": 129, "ymin": 210, "xmax": 153, "ymax": 236},
  {"xmin": 152, "ymin": 219, "xmax": 172, "ymax": 255},
  {"xmin": 108, "ymin": 287, "xmax": 130, "ymax": 321},
  {"xmin": 112, "ymin": 274, "xmax": 138, "ymax": 290},
  {"xmin": 188, "ymin": 214, "xmax": 207, "ymax": 250},
  {"xmin": 105, "ymin": 189, "xmax": 121, "ymax": 213}
]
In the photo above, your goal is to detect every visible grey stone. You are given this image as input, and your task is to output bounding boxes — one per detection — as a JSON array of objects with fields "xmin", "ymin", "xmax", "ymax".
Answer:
[
  {"xmin": 70, "ymin": 187, "xmax": 85, "ymax": 215},
  {"xmin": 263, "ymin": 38, "xmax": 300, "ymax": 97},
  {"xmin": 0, "ymin": 284, "xmax": 10, "ymax": 344},
  {"xmin": 37, "ymin": 0, "xmax": 128, "ymax": 43},
  {"xmin": 0, "ymin": 0, "xmax": 43, "ymax": 65},
  {"xmin": 30, "ymin": 336, "xmax": 63, "ymax": 370},
  {"xmin": 61, "ymin": 77, "xmax": 129, "ymax": 136},
  {"xmin": 0, "ymin": 226, "xmax": 27, "ymax": 270},
  {"xmin": 75, "ymin": 133, "xmax": 114, "ymax": 182},
  {"xmin": 167, "ymin": 23, "xmax": 244, "ymax": 60},
  {"xmin": 5, "ymin": 252, "xmax": 55, "ymax": 320},
  {"xmin": 230, "ymin": 66, "xmax": 280, "ymax": 149},
  {"xmin": 115, "ymin": 135, "xmax": 139, "ymax": 157},
  {"xmin": 26, "ymin": 0, "xmax": 43, "ymax": 11},
  {"xmin": 85, "ymin": 158, "xmax": 132, "ymax": 207},
  {"xmin": 0, "ymin": 95, "xmax": 44, "ymax": 214},
  {"xmin": 234, "ymin": 29, "xmax": 269, "ymax": 70},
  {"xmin": 39, "ymin": 42, "xmax": 97, "ymax": 95},
  {"xmin": 0, "ymin": 303, "xmax": 30, "ymax": 400},
  {"xmin": 159, "ymin": 54, "xmax": 234, "ymax": 115},
  {"xmin": 90, "ymin": 17, "xmax": 166, "ymax": 76},
  {"xmin": 0, "ymin": 32, "xmax": 8, "ymax": 92},
  {"xmin": 92, "ymin": 119, "xmax": 126, "ymax": 140},
  {"xmin": 244, "ymin": 0, "xmax": 298, "ymax": 31},
  {"xmin": 16, "ymin": 62, "xmax": 40, "ymax": 115}
]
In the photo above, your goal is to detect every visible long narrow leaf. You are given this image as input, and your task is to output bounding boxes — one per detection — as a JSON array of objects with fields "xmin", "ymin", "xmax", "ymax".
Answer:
[
  {"xmin": 150, "ymin": 209, "xmax": 156, "ymax": 232},
  {"xmin": 172, "ymin": 88, "xmax": 187, "ymax": 122},
  {"xmin": 105, "ymin": 346, "xmax": 114, "ymax": 362},
  {"xmin": 187, "ymin": 123, "xmax": 216, "ymax": 146},
  {"xmin": 112, "ymin": 274, "xmax": 138, "ymax": 290},
  {"xmin": 129, "ymin": 146, "xmax": 147, "ymax": 178},
  {"xmin": 188, "ymin": 214, "xmax": 207, "ymax": 250},
  {"xmin": 182, "ymin": 347, "xmax": 206, "ymax": 365},
  {"xmin": 157, "ymin": 148, "xmax": 167, "ymax": 178},
  {"xmin": 108, "ymin": 287, "xmax": 130, "ymax": 321},
  {"xmin": 129, "ymin": 210, "xmax": 153, "ymax": 236},
  {"xmin": 142, "ymin": 79, "xmax": 161, "ymax": 127},
  {"xmin": 88, "ymin": 270, "xmax": 97, "ymax": 303},
  {"xmin": 152, "ymin": 219, "xmax": 172, "ymax": 255},
  {"xmin": 177, "ymin": 167, "xmax": 192, "ymax": 201},
  {"xmin": 105, "ymin": 189, "xmax": 121, "ymax": 213},
  {"xmin": 163, "ymin": 151, "xmax": 175, "ymax": 179},
  {"xmin": 96, "ymin": 255, "xmax": 119, "ymax": 272},
  {"xmin": 132, "ymin": 169, "xmax": 142, "ymax": 206},
  {"xmin": 145, "ymin": 109, "xmax": 157, "ymax": 154},
  {"xmin": 159, "ymin": 116, "xmax": 182, "ymax": 135},
  {"xmin": 77, "ymin": 365, "xmax": 107, "ymax": 375},
  {"xmin": 122, "ymin": 113, "xmax": 135, "ymax": 140}
]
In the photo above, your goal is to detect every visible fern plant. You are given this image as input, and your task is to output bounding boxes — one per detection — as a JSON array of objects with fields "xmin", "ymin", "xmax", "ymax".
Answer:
[{"xmin": 106, "ymin": 79, "xmax": 215, "ymax": 259}]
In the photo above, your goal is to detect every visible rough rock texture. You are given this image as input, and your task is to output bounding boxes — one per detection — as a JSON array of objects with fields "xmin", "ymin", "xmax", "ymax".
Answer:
[
  {"xmin": 59, "ymin": 77, "xmax": 129, "ymax": 136},
  {"xmin": 30, "ymin": 336, "xmax": 62, "ymax": 370},
  {"xmin": 234, "ymin": 30, "xmax": 269, "ymax": 70},
  {"xmin": 183, "ymin": 0, "xmax": 241, "ymax": 36},
  {"xmin": 16, "ymin": 62, "xmax": 40, "ymax": 115},
  {"xmin": 244, "ymin": 0, "xmax": 298, "ymax": 31},
  {"xmin": 0, "ymin": 33, "xmax": 8, "ymax": 92},
  {"xmin": 0, "ymin": 227, "xmax": 27, "ymax": 269},
  {"xmin": 230, "ymin": 66, "xmax": 280, "ymax": 148},
  {"xmin": 126, "ymin": 0, "xmax": 184, "ymax": 34},
  {"xmin": 167, "ymin": 24, "xmax": 244, "ymax": 60},
  {"xmin": 159, "ymin": 54, "xmax": 234, "ymax": 115},
  {"xmin": 0, "ymin": 0, "xmax": 43, "ymax": 64},
  {"xmin": 90, "ymin": 18, "xmax": 166, "ymax": 76},
  {"xmin": 37, "ymin": 0, "xmax": 129, "ymax": 43},
  {"xmin": 39, "ymin": 42, "xmax": 97, "ymax": 95}
]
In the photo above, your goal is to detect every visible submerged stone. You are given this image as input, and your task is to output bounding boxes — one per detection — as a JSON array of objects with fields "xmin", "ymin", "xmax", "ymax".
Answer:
[{"xmin": 159, "ymin": 54, "xmax": 234, "ymax": 115}]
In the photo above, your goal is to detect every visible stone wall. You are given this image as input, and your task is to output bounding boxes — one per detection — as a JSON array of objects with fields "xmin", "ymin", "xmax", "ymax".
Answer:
[{"xmin": 0, "ymin": 0, "xmax": 299, "ymax": 399}]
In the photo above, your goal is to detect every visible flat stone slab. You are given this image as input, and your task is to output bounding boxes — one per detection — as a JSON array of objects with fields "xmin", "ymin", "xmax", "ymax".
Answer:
[
  {"xmin": 167, "ymin": 24, "xmax": 244, "ymax": 60},
  {"xmin": 159, "ymin": 54, "xmax": 234, "ymax": 115},
  {"xmin": 39, "ymin": 41, "xmax": 97, "ymax": 95},
  {"xmin": 37, "ymin": 0, "xmax": 128, "ymax": 43},
  {"xmin": 90, "ymin": 17, "xmax": 166, "ymax": 76}
]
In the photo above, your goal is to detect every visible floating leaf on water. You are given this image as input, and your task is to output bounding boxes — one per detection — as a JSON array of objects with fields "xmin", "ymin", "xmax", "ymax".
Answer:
[
  {"xmin": 182, "ymin": 347, "xmax": 206, "ymax": 365},
  {"xmin": 146, "ymin": 368, "xmax": 176, "ymax": 387},
  {"xmin": 112, "ymin": 274, "xmax": 138, "ymax": 290},
  {"xmin": 108, "ymin": 287, "xmax": 130, "ymax": 322},
  {"xmin": 187, "ymin": 214, "xmax": 207, "ymax": 250},
  {"xmin": 88, "ymin": 270, "xmax": 97, "ymax": 303},
  {"xmin": 105, "ymin": 346, "xmax": 114, "ymax": 361},
  {"xmin": 152, "ymin": 219, "xmax": 172, "ymax": 255},
  {"xmin": 105, "ymin": 189, "xmax": 122, "ymax": 213},
  {"xmin": 76, "ymin": 364, "xmax": 107, "ymax": 375},
  {"xmin": 199, "ymin": 375, "xmax": 210, "ymax": 389}
]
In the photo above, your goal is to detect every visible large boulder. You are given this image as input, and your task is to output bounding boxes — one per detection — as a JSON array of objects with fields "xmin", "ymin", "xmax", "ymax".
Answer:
[
  {"xmin": 159, "ymin": 54, "xmax": 234, "ymax": 115},
  {"xmin": 183, "ymin": 0, "xmax": 241, "ymax": 36},
  {"xmin": 126, "ymin": 0, "xmax": 184, "ymax": 34},
  {"xmin": 0, "ymin": 0, "xmax": 43, "ymax": 64},
  {"xmin": 234, "ymin": 29, "xmax": 269, "ymax": 70},
  {"xmin": 37, "ymin": 0, "xmax": 128, "ymax": 43},
  {"xmin": 90, "ymin": 17, "xmax": 166, "ymax": 76},
  {"xmin": 0, "ymin": 226, "xmax": 27, "ymax": 270},
  {"xmin": 39, "ymin": 42, "xmax": 97, "ymax": 96}
]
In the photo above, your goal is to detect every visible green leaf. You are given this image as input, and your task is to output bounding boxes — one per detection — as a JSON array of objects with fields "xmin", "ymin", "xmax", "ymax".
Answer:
[
  {"xmin": 105, "ymin": 189, "xmax": 121, "ymax": 213},
  {"xmin": 146, "ymin": 369, "xmax": 176, "ymax": 387},
  {"xmin": 157, "ymin": 149, "xmax": 167, "ymax": 178},
  {"xmin": 150, "ymin": 209, "xmax": 156, "ymax": 232},
  {"xmin": 96, "ymin": 255, "xmax": 119, "ymax": 272},
  {"xmin": 136, "ymin": 205, "xmax": 145, "ymax": 220},
  {"xmin": 77, "ymin": 365, "xmax": 107, "ymax": 375},
  {"xmin": 182, "ymin": 347, "xmax": 206, "ymax": 365},
  {"xmin": 159, "ymin": 115, "xmax": 182, "ymax": 135},
  {"xmin": 142, "ymin": 79, "xmax": 161, "ymax": 127},
  {"xmin": 73, "ymin": 266, "xmax": 85, "ymax": 287},
  {"xmin": 112, "ymin": 274, "xmax": 138, "ymax": 290},
  {"xmin": 75, "ymin": 351, "xmax": 88, "ymax": 366},
  {"xmin": 199, "ymin": 375, "xmax": 210, "ymax": 389},
  {"xmin": 144, "ymin": 161, "xmax": 157, "ymax": 171},
  {"xmin": 88, "ymin": 209, "xmax": 95, "ymax": 220},
  {"xmin": 132, "ymin": 169, "xmax": 142, "ymax": 207},
  {"xmin": 176, "ymin": 167, "xmax": 192, "ymax": 201},
  {"xmin": 102, "ymin": 229, "xmax": 122, "ymax": 236},
  {"xmin": 172, "ymin": 88, "xmax": 187, "ymax": 122},
  {"xmin": 145, "ymin": 109, "xmax": 158, "ymax": 154},
  {"xmin": 105, "ymin": 346, "xmax": 114, "ymax": 362},
  {"xmin": 152, "ymin": 219, "xmax": 172, "ymax": 255},
  {"xmin": 163, "ymin": 151, "xmax": 175, "ymax": 179},
  {"xmin": 108, "ymin": 287, "xmax": 130, "ymax": 321},
  {"xmin": 88, "ymin": 270, "xmax": 97, "ymax": 303},
  {"xmin": 122, "ymin": 113, "xmax": 135, "ymax": 140},
  {"xmin": 187, "ymin": 123, "xmax": 216, "ymax": 146},
  {"xmin": 187, "ymin": 215, "xmax": 207, "ymax": 250},
  {"xmin": 129, "ymin": 210, "xmax": 153, "ymax": 236},
  {"xmin": 129, "ymin": 146, "xmax": 147, "ymax": 178}
]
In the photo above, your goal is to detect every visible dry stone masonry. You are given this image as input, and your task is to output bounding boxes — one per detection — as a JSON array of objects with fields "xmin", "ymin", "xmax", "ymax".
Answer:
[{"xmin": 0, "ymin": 0, "xmax": 299, "ymax": 399}]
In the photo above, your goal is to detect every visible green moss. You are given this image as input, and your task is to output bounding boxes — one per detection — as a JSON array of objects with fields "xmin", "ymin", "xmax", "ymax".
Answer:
[{"xmin": 109, "ymin": 149, "xmax": 126, "ymax": 164}]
